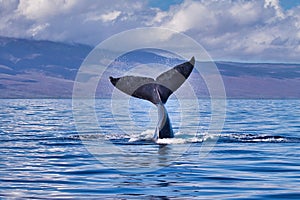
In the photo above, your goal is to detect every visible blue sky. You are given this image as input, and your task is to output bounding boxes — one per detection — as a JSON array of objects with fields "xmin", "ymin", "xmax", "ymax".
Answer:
[
  {"xmin": 148, "ymin": 0, "xmax": 184, "ymax": 10},
  {"xmin": 150, "ymin": 0, "xmax": 300, "ymax": 11},
  {"xmin": 280, "ymin": 0, "xmax": 300, "ymax": 10},
  {"xmin": 0, "ymin": 0, "xmax": 299, "ymax": 62}
]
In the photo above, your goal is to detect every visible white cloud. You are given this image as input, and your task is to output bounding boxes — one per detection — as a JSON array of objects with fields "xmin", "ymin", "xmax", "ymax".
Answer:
[
  {"xmin": 29, "ymin": 23, "xmax": 50, "ymax": 37},
  {"xmin": 16, "ymin": 0, "xmax": 78, "ymax": 20},
  {"xmin": 0, "ymin": 0, "xmax": 150, "ymax": 44},
  {"xmin": 264, "ymin": 0, "xmax": 284, "ymax": 17},
  {"xmin": 163, "ymin": 1, "xmax": 214, "ymax": 32},
  {"xmin": 0, "ymin": 0, "xmax": 299, "ymax": 62},
  {"xmin": 146, "ymin": 8, "xmax": 168, "ymax": 25},
  {"xmin": 86, "ymin": 10, "xmax": 122, "ymax": 23},
  {"xmin": 153, "ymin": 0, "xmax": 300, "ymax": 62},
  {"xmin": 100, "ymin": 10, "xmax": 122, "ymax": 22}
]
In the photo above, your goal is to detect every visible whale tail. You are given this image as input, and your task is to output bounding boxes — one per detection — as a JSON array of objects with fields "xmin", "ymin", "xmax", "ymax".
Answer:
[
  {"xmin": 109, "ymin": 57, "xmax": 195, "ymax": 139},
  {"xmin": 109, "ymin": 56, "xmax": 195, "ymax": 105}
]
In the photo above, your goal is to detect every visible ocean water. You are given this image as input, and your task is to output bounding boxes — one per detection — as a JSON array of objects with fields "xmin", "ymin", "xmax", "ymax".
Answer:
[{"xmin": 0, "ymin": 99, "xmax": 300, "ymax": 199}]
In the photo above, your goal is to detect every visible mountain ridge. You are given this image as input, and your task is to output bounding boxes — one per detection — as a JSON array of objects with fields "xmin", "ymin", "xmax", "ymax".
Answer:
[{"xmin": 0, "ymin": 37, "xmax": 299, "ymax": 99}]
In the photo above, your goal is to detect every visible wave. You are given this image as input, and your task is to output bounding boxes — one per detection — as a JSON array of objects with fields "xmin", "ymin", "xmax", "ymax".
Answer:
[
  {"xmin": 66, "ymin": 130, "xmax": 300, "ymax": 144},
  {"xmin": 214, "ymin": 133, "xmax": 300, "ymax": 143}
]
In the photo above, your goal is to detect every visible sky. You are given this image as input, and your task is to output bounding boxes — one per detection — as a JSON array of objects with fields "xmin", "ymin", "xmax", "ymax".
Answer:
[{"xmin": 0, "ymin": 0, "xmax": 300, "ymax": 63}]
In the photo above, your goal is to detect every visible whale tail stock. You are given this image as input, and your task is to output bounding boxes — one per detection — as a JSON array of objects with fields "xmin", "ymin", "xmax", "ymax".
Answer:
[{"xmin": 109, "ymin": 57, "xmax": 195, "ymax": 139}]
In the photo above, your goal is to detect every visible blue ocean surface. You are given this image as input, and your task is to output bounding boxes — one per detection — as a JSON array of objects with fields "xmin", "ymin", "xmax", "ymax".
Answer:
[{"xmin": 0, "ymin": 99, "xmax": 300, "ymax": 199}]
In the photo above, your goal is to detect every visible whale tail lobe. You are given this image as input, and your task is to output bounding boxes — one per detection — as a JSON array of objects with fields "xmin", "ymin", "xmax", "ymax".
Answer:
[
  {"xmin": 109, "ymin": 57, "xmax": 195, "ymax": 105},
  {"xmin": 109, "ymin": 57, "xmax": 195, "ymax": 139}
]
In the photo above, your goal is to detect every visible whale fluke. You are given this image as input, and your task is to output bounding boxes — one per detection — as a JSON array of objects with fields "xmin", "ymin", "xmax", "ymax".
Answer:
[
  {"xmin": 155, "ymin": 56, "xmax": 194, "ymax": 103},
  {"xmin": 110, "ymin": 57, "xmax": 194, "ymax": 104},
  {"xmin": 109, "ymin": 57, "xmax": 195, "ymax": 139}
]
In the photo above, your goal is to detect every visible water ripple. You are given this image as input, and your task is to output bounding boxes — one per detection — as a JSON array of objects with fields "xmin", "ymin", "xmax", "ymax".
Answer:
[{"xmin": 0, "ymin": 99, "xmax": 299, "ymax": 199}]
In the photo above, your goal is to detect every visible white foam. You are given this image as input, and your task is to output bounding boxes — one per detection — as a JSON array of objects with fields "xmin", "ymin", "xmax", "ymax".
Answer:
[
  {"xmin": 156, "ymin": 137, "xmax": 201, "ymax": 144},
  {"xmin": 128, "ymin": 129, "xmax": 154, "ymax": 142},
  {"xmin": 74, "ymin": 132, "xmax": 294, "ymax": 144},
  {"xmin": 128, "ymin": 130, "xmax": 201, "ymax": 144}
]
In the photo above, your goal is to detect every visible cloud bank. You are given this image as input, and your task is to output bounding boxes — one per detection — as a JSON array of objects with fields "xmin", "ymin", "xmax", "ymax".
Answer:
[{"xmin": 0, "ymin": 0, "xmax": 299, "ymax": 62}]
